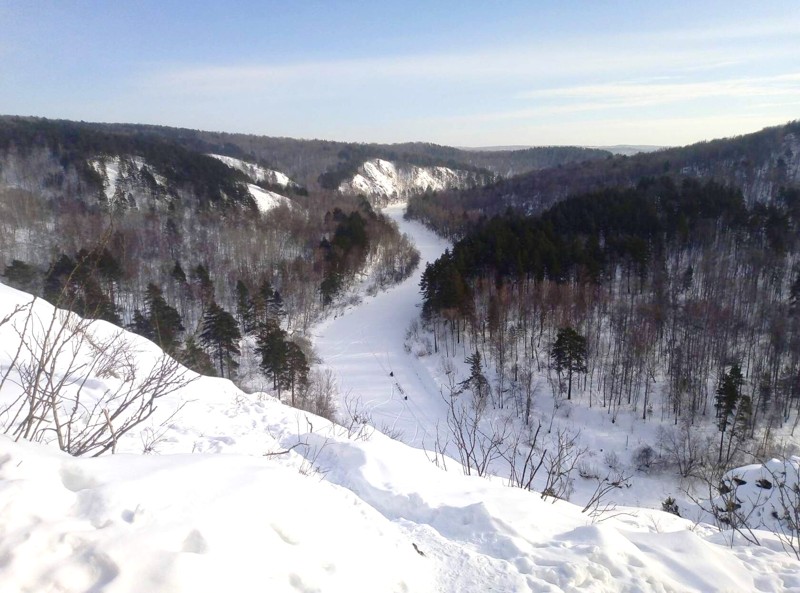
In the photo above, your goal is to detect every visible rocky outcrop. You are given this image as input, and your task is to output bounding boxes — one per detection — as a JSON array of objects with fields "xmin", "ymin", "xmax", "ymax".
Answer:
[{"xmin": 338, "ymin": 159, "xmax": 492, "ymax": 203}]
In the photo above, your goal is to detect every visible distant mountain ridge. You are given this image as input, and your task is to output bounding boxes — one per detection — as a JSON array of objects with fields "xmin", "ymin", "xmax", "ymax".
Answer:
[
  {"xmin": 407, "ymin": 121, "xmax": 800, "ymax": 235},
  {"xmin": 0, "ymin": 116, "xmax": 610, "ymax": 193}
]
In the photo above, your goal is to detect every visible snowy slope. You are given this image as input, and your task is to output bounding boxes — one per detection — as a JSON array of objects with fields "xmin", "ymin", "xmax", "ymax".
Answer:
[
  {"xmin": 247, "ymin": 183, "xmax": 293, "ymax": 213},
  {"xmin": 208, "ymin": 154, "xmax": 298, "ymax": 189},
  {"xmin": 2, "ymin": 282, "xmax": 799, "ymax": 591},
  {"xmin": 89, "ymin": 155, "xmax": 165, "ymax": 207},
  {"xmin": 338, "ymin": 159, "xmax": 485, "ymax": 201}
]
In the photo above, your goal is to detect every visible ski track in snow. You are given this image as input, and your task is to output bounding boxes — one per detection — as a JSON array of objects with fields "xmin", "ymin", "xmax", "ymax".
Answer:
[{"xmin": 315, "ymin": 203, "xmax": 451, "ymax": 450}]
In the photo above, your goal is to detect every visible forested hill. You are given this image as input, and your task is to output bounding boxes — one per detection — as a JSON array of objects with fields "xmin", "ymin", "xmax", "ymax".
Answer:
[
  {"xmin": 408, "ymin": 121, "xmax": 800, "ymax": 238},
  {"xmin": 420, "ymin": 176, "xmax": 800, "ymax": 463},
  {"xmin": 0, "ymin": 116, "xmax": 610, "ymax": 191},
  {"xmin": 0, "ymin": 116, "xmax": 421, "ymax": 394}
]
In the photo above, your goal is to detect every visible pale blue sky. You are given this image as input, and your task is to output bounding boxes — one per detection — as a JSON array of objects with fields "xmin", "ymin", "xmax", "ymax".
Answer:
[{"xmin": 1, "ymin": 1, "xmax": 798, "ymax": 146}]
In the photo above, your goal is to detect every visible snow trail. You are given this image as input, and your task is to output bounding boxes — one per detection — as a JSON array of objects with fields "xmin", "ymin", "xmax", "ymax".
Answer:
[{"xmin": 314, "ymin": 203, "xmax": 449, "ymax": 449}]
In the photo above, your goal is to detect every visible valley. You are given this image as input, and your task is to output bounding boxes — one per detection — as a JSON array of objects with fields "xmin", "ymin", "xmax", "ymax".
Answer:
[{"xmin": 1, "ymin": 116, "xmax": 800, "ymax": 592}]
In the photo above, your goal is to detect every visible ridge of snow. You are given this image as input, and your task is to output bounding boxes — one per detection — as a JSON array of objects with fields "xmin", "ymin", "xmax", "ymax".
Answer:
[
  {"xmin": 338, "ymin": 158, "xmax": 479, "ymax": 200},
  {"xmin": 208, "ymin": 154, "xmax": 297, "ymax": 189}
]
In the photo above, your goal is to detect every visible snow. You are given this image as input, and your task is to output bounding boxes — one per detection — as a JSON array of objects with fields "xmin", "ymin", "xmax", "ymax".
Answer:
[
  {"xmin": 247, "ymin": 183, "xmax": 292, "ymax": 213},
  {"xmin": 339, "ymin": 159, "xmax": 477, "ymax": 199},
  {"xmin": 89, "ymin": 156, "xmax": 148, "ymax": 204},
  {"xmin": 208, "ymin": 154, "xmax": 297, "ymax": 189},
  {"xmin": 2, "ymin": 207, "xmax": 800, "ymax": 590}
]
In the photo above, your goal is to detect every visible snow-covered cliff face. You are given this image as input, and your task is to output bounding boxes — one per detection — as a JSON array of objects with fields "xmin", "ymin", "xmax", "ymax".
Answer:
[
  {"xmin": 338, "ymin": 159, "xmax": 491, "ymax": 203},
  {"xmin": 208, "ymin": 154, "xmax": 298, "ymax": 190},
  {"xmin": 0, "ymin": 149, "xmax": 295, "ymax": 215},
  {"xmin": 88, "ymin": 155, "xmax": 170, "ymax": 210}
]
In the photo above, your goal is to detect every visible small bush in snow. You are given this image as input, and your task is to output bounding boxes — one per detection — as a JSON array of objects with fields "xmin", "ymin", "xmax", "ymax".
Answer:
[
  {"xmin": 661, "ymin": 496, "xmax": 681, "ymax": 517},
  {"xmin": 603, "ymin": 451, "xmax": 621, "ymax": 471},
  {"xmin": 634, "ymin": 445, "xmax": 657, "ymax": 471},
  {"xmin": 578, "ymin": 460, "xmax": 600, "ymax": 480}
]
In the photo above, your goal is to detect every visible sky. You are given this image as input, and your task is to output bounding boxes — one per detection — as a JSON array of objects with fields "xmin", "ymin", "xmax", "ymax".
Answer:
[{"xmin": 1, "ymin": 0, "xmax": 798, "ymax": 147}]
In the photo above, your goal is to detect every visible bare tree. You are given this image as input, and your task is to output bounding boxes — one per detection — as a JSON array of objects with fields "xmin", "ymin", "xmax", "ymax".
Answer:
[
  {"xmin": 540, "ymin": 428, "xmax": 585, "ymax": 502},
  {"xmin": 0, "ymin": 297, "xmax": 194, "ymax": 456}
]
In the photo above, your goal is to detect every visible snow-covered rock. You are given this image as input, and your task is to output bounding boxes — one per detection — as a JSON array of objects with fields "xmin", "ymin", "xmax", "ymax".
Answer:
[
  {"xmin": 247, "ymin": 183, "xmax": 293, "ymax": 213},
  {"xmin": 338, "ymin": 158, "xmax": 488, "ymax": 202},
  {"xmin": 89, "ymin": 155, "xmax": 166, "ymax": 208},
  {"xmin": 208, "ymin": 154, "xmax": 298, "ymax": 189}
]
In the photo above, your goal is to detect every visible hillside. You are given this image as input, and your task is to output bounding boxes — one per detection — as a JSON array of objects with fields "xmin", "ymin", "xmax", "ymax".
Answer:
[
  {"xmin": 408, "ymin": 121, "xmax": 800, "ymax": 237},
  {"xmin": 0, "ymin": 116, "xmax": 421, "ymax": 393},
  {"xmin": 1, "ymin": 281, "xmax": 798, "ymax": 592}
]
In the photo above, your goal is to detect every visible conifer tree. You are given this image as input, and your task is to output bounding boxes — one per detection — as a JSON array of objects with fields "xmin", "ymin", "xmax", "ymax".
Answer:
[
  {"xmin": 200, "ymin": 301, "xmax": 241, "ymax": 378},
  {"xmin": 283, "ymin": 342, "xmax": 309, "ymax": 407},
  {"xmin": 256, "ymin": 319, "xmax": 288, "ymax": 392},
  {"xmin": 235, "ymin": 279, "xmax": 256, "ymax": 334},
  {"xmin": 145, "ymin": 283, "xmax": 184, "ymax": 353},
  {"xmin": 551, "ymin": 327, "xmax": 588, "ymax": 401},
  {"xmin": 715, "ymin": 363, "xmax": 745, "ymax": 464}
]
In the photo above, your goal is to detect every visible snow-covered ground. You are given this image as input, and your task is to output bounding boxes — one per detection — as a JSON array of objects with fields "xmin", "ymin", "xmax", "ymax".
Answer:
[
  {"xmin": 2, "ymin": 204, "xmax": 800, "ymax": 590},
  {"xmin": 314, "ymin": 204, "xmax": 452, "ymax": 447},
  {"xmin": 313, "ymin": 204, "xmax": 800, "ymax": 525}
]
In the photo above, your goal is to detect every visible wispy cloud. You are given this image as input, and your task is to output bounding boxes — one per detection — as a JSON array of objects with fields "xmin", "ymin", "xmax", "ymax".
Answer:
[
  {"xmin": 515, "ymin": 73, "xmax": 800, "ymax": 108},
  {"xmin": 144, "ymin": 34, "xmax": 795, "ymax": 97}
]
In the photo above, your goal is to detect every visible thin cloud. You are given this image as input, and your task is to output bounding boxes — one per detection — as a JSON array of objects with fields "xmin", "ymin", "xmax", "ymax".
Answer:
[
  {"xmin": 516, "ymin": 73, "xmax": 800, "ymax": 107},
  {"xmin": 143, "ymin": 38, "xmax": 794, "ymax": 97}
]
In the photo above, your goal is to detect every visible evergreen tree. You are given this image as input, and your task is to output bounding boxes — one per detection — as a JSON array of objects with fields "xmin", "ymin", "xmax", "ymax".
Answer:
[
  {"xmin": 179, "ymin": 337, "xmax": 217, "ymax": 377},
  {"xmin": 235, "ymin": 279, "xmax": 256, "ymax": 334},
  {"xmin": 458, "ymin": 351, "xmax": 491, "ymax": 409},
  {"xmin": 145, "ymin": 283, "xmax": 184, "ymax": 353},
  {"xmin": 256, "ymin": 319, "xmax": 288, "ymax": 392},
  {"xmin": 130, "ymin": 309, "xmax": 154, "ymax": 340},
  {"xmin": 3, "ymin": 259, "xmax": 39, "ymax": 293},
  {"xmin": 200, "ymin": 302, "xmax": 241, "ymax": 378},
  {"xmin": 715, "ymin": 363, "xmax": 745, "ymax": 464},
  {"xmin": 789, "ymin": 271, "xmax": 800, "ymax": 316},
  {"xmin": 283, "ymin": 341, "xmax": 309, "ymax": 407},
  {"xmin": 551, "ymin": 327, "xmax": 588, "ymax": 400},
  {"xmin": 171, "ymin": 260, "xmax": 187, "ymax": 284},
  {"xmin": 192, "ymin": 263, "xmax": 215, "ymax": 309}
]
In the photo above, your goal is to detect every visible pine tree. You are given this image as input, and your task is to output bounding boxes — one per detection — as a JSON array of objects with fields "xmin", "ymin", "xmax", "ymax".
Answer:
[
  {"xmin": 789, "ymin": 272, "xmax": 800, "ymax": 316},
  {"xmin": 192, "ymin": 264, "xmax": 215, "ymax": 309},
  {"xmin": 200, "ymin": 302, "xmax": 241, "ymax": 378},
  {"xmin": 283, "ymin": 341, "xmax": 309, "ymax": 407},
  {"xmin": 256, "ymin": 319, "xmax": 288, "ymax": 392},
  {"xmin": 458, "ymin": 351, "xmax": 491, "ymax": 409},
  {"xmin": 235, "ymin": 280, "xmax": 256, "ymax": 334},
  {"xmin": 551, "ymin": 327, "xmax": 588, "ymax": 400},
  {"xmin": 715, "ymin": 363, "xmax": 744, "ymax": 464},
  {"xmin": 145, "ymin": 283, "xmax": 184, "ymax": 353},
  {"xmin": 179, "ymin": 337, "xmax": 217, "ymax": 376}
]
